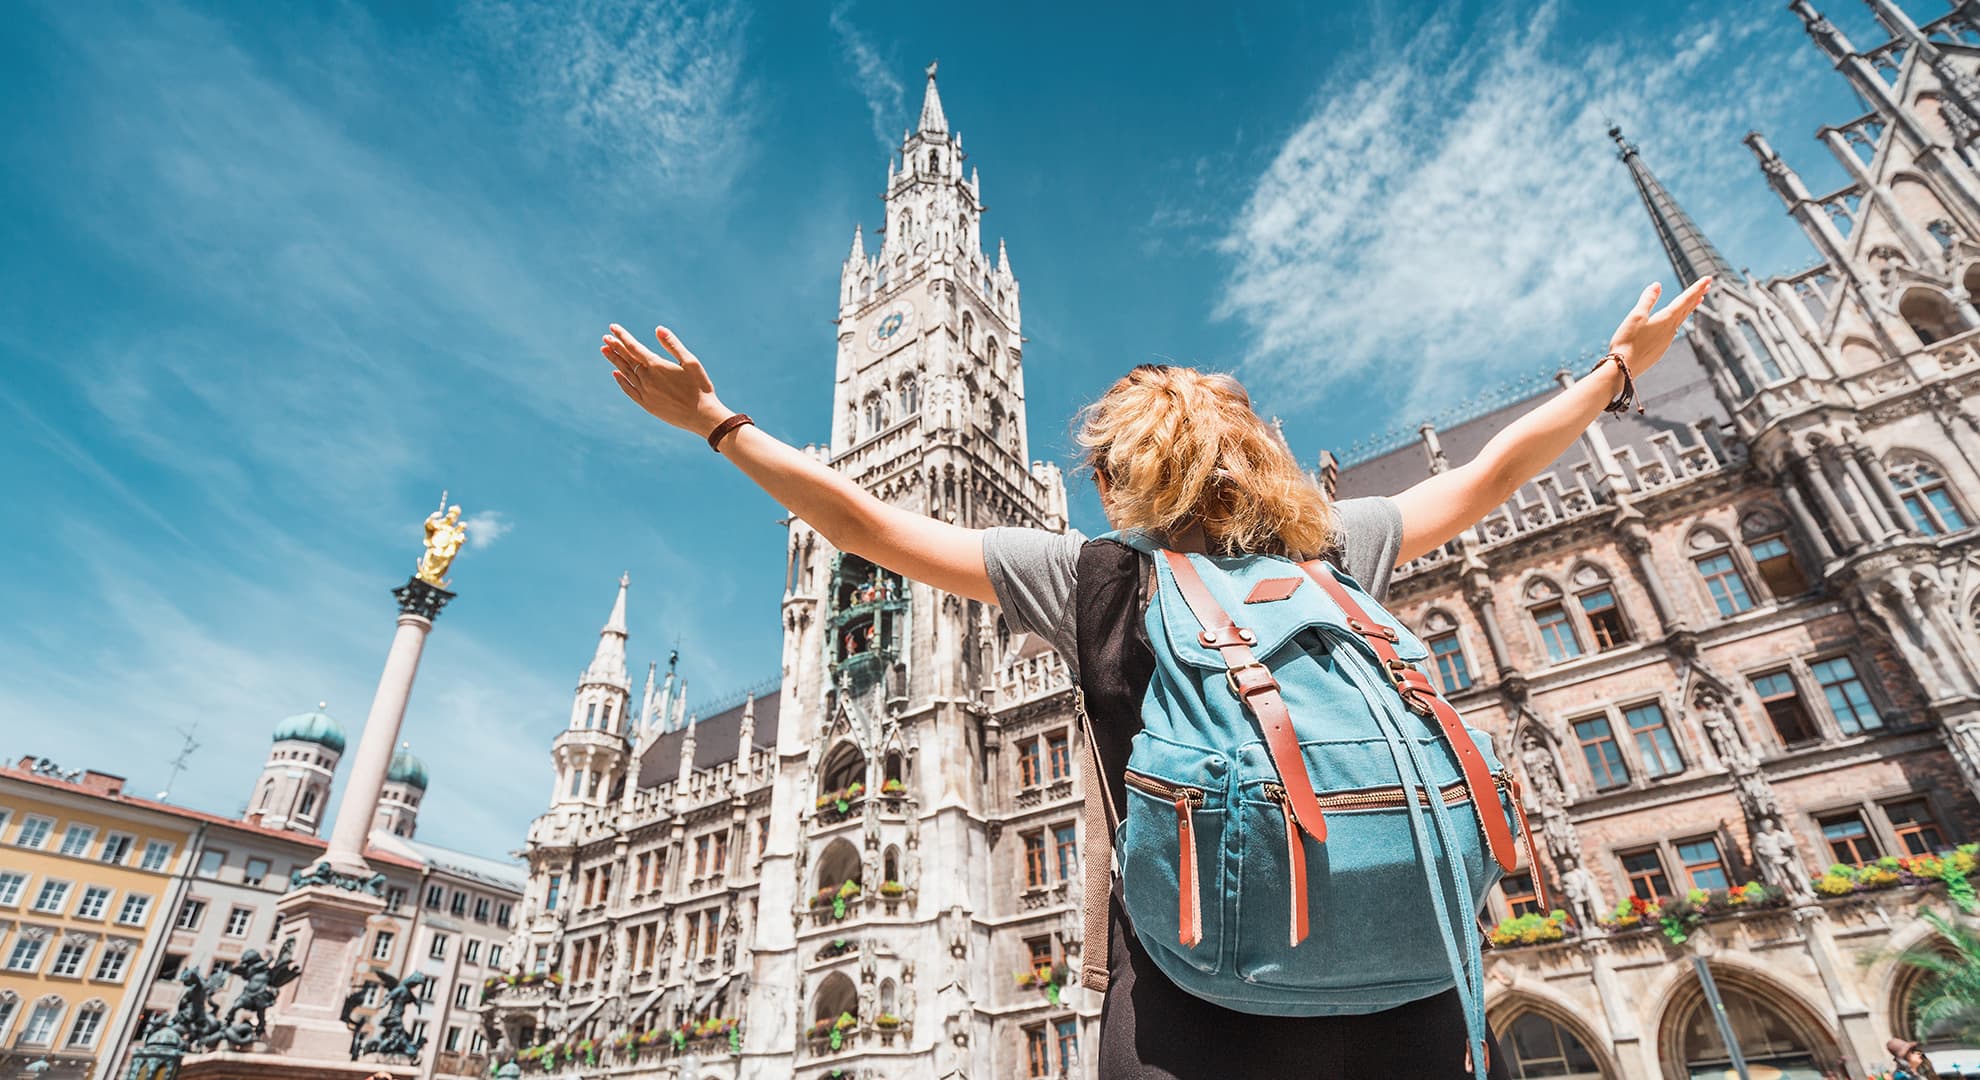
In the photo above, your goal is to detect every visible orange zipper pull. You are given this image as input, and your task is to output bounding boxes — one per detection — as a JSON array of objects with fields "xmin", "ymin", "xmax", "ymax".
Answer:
[{"xmin": 1175, "ymin": 794, "xmax": 1202, "ymax": 948}]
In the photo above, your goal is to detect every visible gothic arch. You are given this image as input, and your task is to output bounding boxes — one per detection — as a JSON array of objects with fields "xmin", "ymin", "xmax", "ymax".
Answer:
[
  {"xmin": 960, "ymin": 312, "xmax": 974, "ymax": 353},
  {"xmin": 878, "ymin": 977, "xmax": 897, "ymax": 1018},
  {"xmin": 1737, "ymin": 504, "xmax": 1791, "ymax": 541},
  {"xmin": 1961, "ymin": 258, "xmax": 1980, "ymax": 300},
  {"xmin": 1838, "ymin": 335, "xmax": 1884, "ymax": 376},
  {"xmin": 1898, "ymin": 285, "xmax": 1964, "ymax": 346},
  {"xmin": 985, "ymin": 335, "xmax": 1001, "ymax": 377},
  {"xmin": 1651, "ymin": 960, "xmax": 1841, "ymax": 1080},
  {"xmin": 815, "ymin": 838, "xmax": 861, "ymax": 895},
  {"xmin": 883, "ymin": 844, "xmax": 900, "ymax": 884},
  {"xmin": 810, "ymin": 970, "xmax": 859, "ymax": 1024},
  {"xmin": 1486, "ymin": 989, "xmax": 1619, "ymax": 1079},
  {"xmin": 1885, "ymin": 448, "xmax": 1972, "ymax": 534},
  {"xmin": 818, "ymin": 741, "xmax": 866, "ymax": 799},
  {"xmin": 1891, "ymin": 173, "xmax": 1956, "ymax": 235},
  {"xmin": 1519, "ymin": 574, "xmax": 1564, "ymax": 605}
]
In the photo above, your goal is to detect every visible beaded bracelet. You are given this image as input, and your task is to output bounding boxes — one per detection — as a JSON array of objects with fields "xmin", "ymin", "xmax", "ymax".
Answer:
[{"xmin": 1588, "ymin": 352, "xmax": 1642, "ymax": 415}]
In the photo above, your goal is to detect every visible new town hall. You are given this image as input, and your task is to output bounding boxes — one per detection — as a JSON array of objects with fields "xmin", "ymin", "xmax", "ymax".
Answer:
[{"xmin": 484, "ymin": 4, "xmax": 1980, "ymax": 1076}]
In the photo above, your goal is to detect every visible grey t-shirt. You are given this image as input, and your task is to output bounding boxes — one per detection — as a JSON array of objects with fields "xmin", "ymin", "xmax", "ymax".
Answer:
[{"xmin": 982, "ymin": 496, "xmax": 1406, "ymax": 674}]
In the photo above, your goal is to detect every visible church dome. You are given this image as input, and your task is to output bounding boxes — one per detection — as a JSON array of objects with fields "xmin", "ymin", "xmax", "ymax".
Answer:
[
  {"xmin": 387, "ymin": 745, "xmax": 429, "ymax": 791},
  {"xmin": 272, "ymin": 707, "xmax": 346, "ymax": 754}
]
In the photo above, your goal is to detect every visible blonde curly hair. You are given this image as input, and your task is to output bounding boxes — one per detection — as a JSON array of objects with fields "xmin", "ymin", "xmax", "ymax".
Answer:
[{"xmin": 1074, "ymin": 364, "xmax": 1339, "ymax": 559}]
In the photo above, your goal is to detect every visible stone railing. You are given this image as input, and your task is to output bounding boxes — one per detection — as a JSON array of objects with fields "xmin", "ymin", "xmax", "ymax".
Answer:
[{"xmin": 993, "ymin": 650, "xmax": 1071, "ymax": 709}]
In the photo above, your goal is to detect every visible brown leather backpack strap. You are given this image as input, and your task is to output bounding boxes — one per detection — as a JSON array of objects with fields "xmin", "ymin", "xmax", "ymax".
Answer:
[
  {"xmin": 1075, "ymin": 690, "xmax": 1115, "ymax": 992},
  {"xmin": 1161, "ymin": 550, "xmax": 1328, "ymax": 843},
  {"xmin": 1298, "ymin": 559, "xmax": 1521, "ymax": 873}
]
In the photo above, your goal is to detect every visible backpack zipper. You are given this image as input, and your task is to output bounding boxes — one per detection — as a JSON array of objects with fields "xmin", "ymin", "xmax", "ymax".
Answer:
[{"xmin": 1124, "ymin": 770, "xmax": 1203, "ymax": 948}]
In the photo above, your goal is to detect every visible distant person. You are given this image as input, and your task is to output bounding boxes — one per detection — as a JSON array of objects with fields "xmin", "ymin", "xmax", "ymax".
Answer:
[
  {"xmin": 1890, "ymin": 1038, "xmax": 1942, "ymax": 1080},
  {"xmin": 595, "ymin": 275, "xmax": 1708, "ymax": 1079}
]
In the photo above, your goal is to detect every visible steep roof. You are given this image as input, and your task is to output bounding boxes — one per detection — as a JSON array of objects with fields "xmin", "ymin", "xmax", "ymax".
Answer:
[
  {"xmin": 1332, "ymin": 338, "xmax": 1725, "ymax": 501},
  {"xmin": 634, "ymin": 690, "xmax": 781, "ymax": 789}
]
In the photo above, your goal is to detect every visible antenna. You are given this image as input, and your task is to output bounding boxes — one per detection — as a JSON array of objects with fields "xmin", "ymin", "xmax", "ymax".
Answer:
[{"xmin": 156, "ymin": 722, "xmax": 202, "ymax": 802}]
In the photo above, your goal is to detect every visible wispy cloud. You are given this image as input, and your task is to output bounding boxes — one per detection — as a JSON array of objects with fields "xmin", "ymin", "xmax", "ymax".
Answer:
[
  {"xmin": 830, "ymin": 3, "xmax": 906, "ymax": 150},
  {"xmin": 1211, "ymin": 5, "xmax": 1814, "ymax": 413},
  {"xmin": 466, "ymin": 0, "xmax": 754, "ymax": 194},
  {"xmin": 463, "ymin": 511, "xmax": 513, "ymax": 548}
]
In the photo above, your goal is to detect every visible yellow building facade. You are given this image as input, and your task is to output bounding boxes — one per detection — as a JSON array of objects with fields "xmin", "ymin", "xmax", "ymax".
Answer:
[{"xmin": 1, "ymin": 761, "xmax": 199, "ymax": 1079}]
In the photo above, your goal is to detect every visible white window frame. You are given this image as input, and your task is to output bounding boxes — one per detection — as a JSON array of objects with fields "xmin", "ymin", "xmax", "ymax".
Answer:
[
  {"xmin": 31, "ymin": 880, "xmax": 72, "ymax": 915},
  {"xmin": 19, "ymin": 998, "xmax": 64, "ymax": 1046},
  {"xmin": 371, "ymin": 931, "xmax": 395, "ymax": 961},
  {"xmin": 48, "ymin": 937, "xmax": 92, "ymax": 978},
  {"xmin": 243, "ymin": 857, "xmax": 271, "ymax": 888},
  {"xmin": 139, "ymin": 840, "xmax": 173, "ymax": 872},
  {"xmin": 16, "ymin": 815, "xmax": 55, "ymax": 850},
  {"xmin": 224, "ymin": 907, "xmax": 254, "ymax": 938},
  {"xmin": 93, "ymin": 942, "xmax": 131, "ymax": 983},
  {"xmin": 99, "ymin": 833, "xmax": 135, "ymax": 865},
  {"xmin": 116, "ymin": 894, "xmax": 152, "ymax": 927},
  {"xmin": 428, "ymin": 932, "xmax": 449, "ymax": 960},
  {"xmin": 174, "ymin": 898, "xmax": 206, "ymax": 931},
  {"xmin": 57, "ymin": 824, "xmax": 96, "ymax": 858},
  {"xmin": 6, "ymin": 935, "xmax": 48, "ymax": 973},
  {"xmin": 0, "ymin": 871, "xmax": 26, "ymax": 907},
  {"xmin": 65, "ymin": 1001, "xmax": 106, "ymax": 1048},
  {"xmin": 74, "ymin": 885, "xmax": 112, "ymax": 921}
]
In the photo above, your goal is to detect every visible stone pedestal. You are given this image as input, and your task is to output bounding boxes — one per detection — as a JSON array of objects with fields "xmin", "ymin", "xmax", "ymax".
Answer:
[
  {"xmin": 177, "ymin": 1049, "xmax": 416, "ymax": 1080},
  {"xmin": 267, "ymin": 884, "xmax": 386, "ymax": 1062}
]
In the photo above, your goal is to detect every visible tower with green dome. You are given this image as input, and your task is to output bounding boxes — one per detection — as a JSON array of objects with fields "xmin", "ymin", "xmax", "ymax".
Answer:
[
  {"xmin": 373, "ymin": 742, "xmax": 429, "ymax": 838},
  {"xmin": 246, "ymin": 703, "xmax": 346, "ymax": 836}
]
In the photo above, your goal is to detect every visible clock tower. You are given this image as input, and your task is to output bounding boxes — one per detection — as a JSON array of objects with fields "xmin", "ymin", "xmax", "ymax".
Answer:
[{"xmin": 741, "ymin": 62, "xmax": 1072, "ymax": 1079}]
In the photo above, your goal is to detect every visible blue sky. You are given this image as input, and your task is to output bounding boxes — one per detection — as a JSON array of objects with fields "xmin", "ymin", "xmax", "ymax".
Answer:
[{"xmin": 0, "ymin": 0, "xmax": 1892, "ymax": 855}]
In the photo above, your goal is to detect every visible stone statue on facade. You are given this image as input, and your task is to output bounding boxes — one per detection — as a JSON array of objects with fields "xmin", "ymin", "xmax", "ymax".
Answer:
[
  {"xmin": 1753, "ymin": 815, "xmax": 1816, "ymax": 904},
  {"xmin": 416, "ymin": 494, "xmax": 468, "ymax": 588},
  {"xmin": 1558, "ymin": 855, "xmax": 1604, "ymax": 929},
  {"xmin": 1696, "ymin": 686, "xmax": 1756, "ymax": 771},
  {"xmin": 1517, "ymin": 729, "xmax": 1566, "ymax": 804}
]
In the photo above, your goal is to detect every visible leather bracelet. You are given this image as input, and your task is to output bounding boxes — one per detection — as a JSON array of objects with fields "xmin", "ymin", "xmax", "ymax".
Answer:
[
  {"xmin": 707, "ymin": 412, "xmax": 755, "ymax": 453},
  {"xmin": 1588, "ymin": 352, "xmax": 1642, "ymax": 415}
]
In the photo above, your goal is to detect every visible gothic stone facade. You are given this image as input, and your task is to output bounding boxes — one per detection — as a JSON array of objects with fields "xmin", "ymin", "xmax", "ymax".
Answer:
[{"xmin": 488, "ymin": 9, "xmax": 1980, "ymax": 1077}]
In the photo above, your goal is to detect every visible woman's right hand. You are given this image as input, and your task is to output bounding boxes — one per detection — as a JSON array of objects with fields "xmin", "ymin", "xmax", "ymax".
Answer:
[{"xmin": 601, "ymin": 324, "xmax": 734, "ymax": 439}]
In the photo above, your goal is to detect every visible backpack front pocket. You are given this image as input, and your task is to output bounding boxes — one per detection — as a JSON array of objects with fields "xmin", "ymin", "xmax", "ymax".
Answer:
[
  {"xmin": 1231, "ymin": 781, "xmax": 1493, "ymax": 993},
  {"xmin": 1120, "ymin": 769, "xmax": 1227, "ymax": 975}
]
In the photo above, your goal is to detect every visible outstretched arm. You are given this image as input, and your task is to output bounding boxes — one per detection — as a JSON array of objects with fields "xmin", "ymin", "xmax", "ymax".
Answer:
[
  {"xmin": 1389, "ymin": 278, "xmax": 1712, "ymax": 566},
  {"xmin": 601, "ymin": 324, "xmax": 998, "ymax": 604}
]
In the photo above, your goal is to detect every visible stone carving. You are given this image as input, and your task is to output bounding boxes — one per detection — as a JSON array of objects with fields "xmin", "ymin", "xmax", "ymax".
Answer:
[
  {"xmin": 1557, "ymin": 855, "xmax": 1603, "ymax": 929},
  {"xmin": 290, "ymin": 860, "xmax": 387, "ymax": 896},
  {"xmin": 1696, "ymin": 686, "xmax": 1756, "ymax": 771},
  {"xmin": 1517, "ymin": 729, "xmax": 1566, "ymax": 804},
  {"xmin": 341, "ymin": 970, "xmax": 430, "ymax": 1061},
  {"xmin": 1753, "ymin": 815, "xmax": 1816, "ymax": 904}
]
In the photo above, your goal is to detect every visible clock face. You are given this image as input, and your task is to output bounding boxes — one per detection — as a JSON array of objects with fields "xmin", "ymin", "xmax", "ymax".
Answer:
[{"xmin": 867, "ymin": 300, "xmax": 915, "ymax": 351}]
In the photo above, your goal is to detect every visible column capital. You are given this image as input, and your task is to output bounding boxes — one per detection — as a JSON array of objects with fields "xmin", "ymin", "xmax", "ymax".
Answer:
[{"xmin": 393, "ymin": 577, "xmax": 456, "ymax": 619}]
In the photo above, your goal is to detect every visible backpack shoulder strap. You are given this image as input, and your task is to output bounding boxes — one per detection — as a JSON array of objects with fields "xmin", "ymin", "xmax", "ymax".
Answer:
[
  {"xmin": 1297, "ymin": 559, "xmax": 1525, "ymax": 877},
  {"xmin": 1075, "ymin": 689, "xmax": 1115, "ymax": 993}
]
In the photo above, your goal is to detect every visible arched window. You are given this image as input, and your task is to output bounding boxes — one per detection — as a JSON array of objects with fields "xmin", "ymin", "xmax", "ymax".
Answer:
[
  {"xmin": 1739, "ymin": 507, "xmax": 1809, "ymax": 597},
  {"xmin": 1419, "ymin": 610, "xmax": 1472, "ymax": 693},
  {"xmin": 985, "ymin": 336, "xmax": 1001, "ymax": 377},
  {"xmin": 818, "ymin": 744, "xmax": 867, "ymax": 802},
  {"xmin": 987, "ymin": 400, "xmax": 1003, "ymax": 441},
  {"xmin": 898, "ymin": 375, "xmax": 920, "ymax": 417},
  {"xmin": 898, "ymin": 212, "xmax": 912, "ymax": 243},
  {"xmin": 1669, "ymin": 978, "xmax": 1833, "ymax": 1076},
  {"xmin": 1900, "ymin": 289, "xmax": 1964, "ymax": 345},
  {"xmin": 810, "ymin": 970, "xmax": 859, "ymax": 1030},
  {"xmin": 927, "ymin": 150, "xmax": 938, "ymax": 175},
  {"xmin": 0, "ymin": 991, "xmax": 18, "ymax": 1045},
  {"xmin": 956, "ymin": 214, "xmax": 967, "ymax": 247},
  {"xmin": 1496, "ymin": 1009, "xmax": 1607, "ymax": 1078},
  {"xmin": 257, "ymin": 780, "xmax": 275, "ymax": 810},
  {"xmin": 1888, "ymin": 456, "xmax": 1971, "ymax": 534},
  {"xmin": 1708, "ymin": 330, "xmax": 1758, "ymax": 397},
  {"xmin": 1568, "ymin": 564, "xmax": 1632, "ymax": 651},
  {"xmin": 879, "ymin": 978, "xmax": 897, "ymax": 1017},
  {"xmin": 883, "ymin": 751, "xmax": 904, "ymax": 785},
  {"xmin": 1686, "ymin": 527, "xmax": 1755, "ymax": 618},
  {"xmin": 20, "ymin": 996, "xmax": 64, "ymax": 1047},
  {"xmin": 883, "ymin": 845, "xmax": 900, "ymax": 883},
  {"xmin": 812, "ymin": 839, "xmax": 861, "ymax": 903},
  {"xmin": 1735, "ymin": 317, "xmax": 1785, "ymax": 381},
  {"xmin": 960, "ymin": 312, "xmax": 974, "ymax": 354},
  {"xmin": 298, "ymin": 788, "xmax": 318, "ymax": 817},
  {"xmin": 1523, "ymin": 578, "xmax": 1583, "ymax": 663}
]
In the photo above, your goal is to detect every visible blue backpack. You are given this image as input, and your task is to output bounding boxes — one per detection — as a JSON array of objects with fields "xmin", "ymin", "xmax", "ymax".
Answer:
[{"xmin": 1085, "ymin": 536, "xmax": 1542, "ymax": 1077}]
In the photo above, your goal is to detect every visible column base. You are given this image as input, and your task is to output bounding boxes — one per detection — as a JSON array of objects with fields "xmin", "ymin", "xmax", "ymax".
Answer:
[
  {"xmin": 177, "ymin": 1049, "xmax": 418, "ymax": 1080},
  {"xmin": 269, "ymin": 884, "xmax": 388, "ymax": 1063}
]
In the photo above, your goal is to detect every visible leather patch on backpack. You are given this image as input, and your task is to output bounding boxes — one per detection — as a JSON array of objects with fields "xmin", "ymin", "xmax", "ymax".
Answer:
[{"xmin": 1243, "ymin": 577, "xmax": 1304, "ymax": 604}]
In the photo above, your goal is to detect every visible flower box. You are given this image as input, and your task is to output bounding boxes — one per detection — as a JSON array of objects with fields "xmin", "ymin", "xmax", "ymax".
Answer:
[{"xmin": 879, "ymin": 880, "xmax": 905, "ymax": 898}]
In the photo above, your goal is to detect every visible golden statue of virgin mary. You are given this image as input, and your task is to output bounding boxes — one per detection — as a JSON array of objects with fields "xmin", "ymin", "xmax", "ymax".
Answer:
[{"xmin": 415, "ymin": 493, "xmax": 467, "ymax": 588}]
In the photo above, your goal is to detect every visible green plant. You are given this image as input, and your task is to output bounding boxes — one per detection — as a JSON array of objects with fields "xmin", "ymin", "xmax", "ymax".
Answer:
[
  {"xmin": 1486, "ymin": 910, "xmax": 1569, "ymax": 947},
  {"xmin": 1896, "ymin": 910, "xmax": 1980, "ymax": 1045}
]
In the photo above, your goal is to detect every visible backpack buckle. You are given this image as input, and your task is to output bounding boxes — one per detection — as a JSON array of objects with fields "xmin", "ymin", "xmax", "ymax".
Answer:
[
  {"xmin": 1225, "ymin": 662, "xmax": 1278, "ymax": 702},
  {"xmin": 1384, "ymin": 658, "xmax": 1436, "ymax": 717},
  {"xmin": 1346, "ymin": 617, "xmax": 1399, "ymax": 643}
]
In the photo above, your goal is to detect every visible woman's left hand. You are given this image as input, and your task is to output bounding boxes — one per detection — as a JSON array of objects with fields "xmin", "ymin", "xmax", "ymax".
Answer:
[{"xmin": 1608, "ymin": 276, "xmax": 1713, "ymax": 376}]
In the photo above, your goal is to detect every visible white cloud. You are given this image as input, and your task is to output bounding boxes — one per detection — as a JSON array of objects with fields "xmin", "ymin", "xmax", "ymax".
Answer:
[
  {"xmin": 465, "ymin": 0, "xmax": 753, "ymax": 195},
  {"xmin": 829, "ymin": 3, "xmax": 907, "ymax": 151},
  {"xmin": 1212, "ymin": 3, "xmax": 1817, "ymax": 415},
  {"xmin": 463, "ymin": 511, "xmax": 513, "ymax": 548}
]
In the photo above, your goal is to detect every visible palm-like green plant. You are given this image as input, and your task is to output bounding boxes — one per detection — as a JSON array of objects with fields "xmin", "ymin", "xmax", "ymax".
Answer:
[{"xmin": 1898, "ymin": 910, "xmax": 1980, "ymax": 1044}]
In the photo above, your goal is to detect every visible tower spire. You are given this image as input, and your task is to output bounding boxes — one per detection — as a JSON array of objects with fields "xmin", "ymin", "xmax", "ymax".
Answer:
[
  {"xmin": 917, "ymin": 60, "xmax": 948, "ymax": 136},
  {"xmin": 1610, "ymin": 126, "xmax": 1737, "ymax": 289},
  {"xmin": 584, "ymin": 573, "xmax": 631, "ymax": 689}
]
